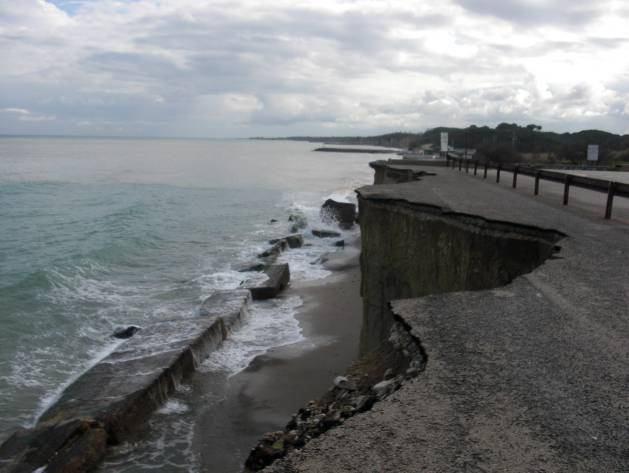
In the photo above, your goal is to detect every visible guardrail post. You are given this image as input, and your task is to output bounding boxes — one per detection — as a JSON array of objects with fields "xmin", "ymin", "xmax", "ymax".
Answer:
[
  {"xmin": 605, "ymin": 182, "xmax": 616, "ymax": 219},
  {"xmin": 512, "ymin": 166, "xmax": 519, "ymax": 188},
  {"xmin": 563, "ymin": 175, "xmax": 571, "ymax": 205},
  {"xmin": 474, "ymin": 161, "xmax": 478, "ymax": 176},
  {"xmin": 534, "ymin": 171, "xmax": 540, "ymax": 195},
  {"xmin": 458, "ymin": 159, "xmax": 462, "ymax": 171},
  {"xmin": 483, "ymin": 162, "xmax": 488, "ymax": 179},
  {"xmin": 496, "ymin": 165, "xmax": 501, "ymax": 183},
  {"xmin": 465, "ymin": 159, "xmax": 469, "ymax": 173}
]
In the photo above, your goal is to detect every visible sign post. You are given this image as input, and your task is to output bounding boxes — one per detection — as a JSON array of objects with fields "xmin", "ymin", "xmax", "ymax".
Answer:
[
  {"xmin": 440, "ymin": 132, "xmax": 448, "ymax": 160},
  {"xmin": 587, "ymin": 144, "xmax": 599, "ymax": 162}
]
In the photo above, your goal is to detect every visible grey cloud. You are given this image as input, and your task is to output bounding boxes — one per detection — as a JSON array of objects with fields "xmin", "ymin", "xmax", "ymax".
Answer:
[
  {"xmin": 82, "ymin": 51, "xmax": 185, "ymax": 82},
  {"xmin": 608, "ymin": 73, "xmax": 629, "ymax": 94},
  {"xmin": 1, "ymin": 0, "xmax": 628, "ymax": 137},
  {"xmin": 587, "ymin": 37, "xmax": 629, "ymax": 49},
  {"xmin": 136, "ymin": 6, "xmax": 452, "ymax": 77},
  {"xmin": 453, "ymin": 0, "xmax": 604, "ymax": 26}
]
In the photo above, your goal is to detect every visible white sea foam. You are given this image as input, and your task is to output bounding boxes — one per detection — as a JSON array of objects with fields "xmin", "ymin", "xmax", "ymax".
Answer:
[
  {"xmin": 30, "ymin": 338, "xmax": 125, "ymax": 426},
  {"xmin": 102, "ymin": 411, "xmax": 200, "ymax": 473},
  {"xmin": 7, "ymin": 351, "xmax": 48, "ymax": 389},
  {"xmin": 47, "ymin": 269, "xmax": 130, "ymax": 306},
  {"xmin": 157, "ymin": 399, "xmax": 190, "ymax": 415},
  {"xmin": 326, "ymin": 191, "xmax": 354, "ymax": 203},
  {"xmin": 277, "ymin": 246, "xmax": 332, "ymax": 281},
  {"xmin": 200, "ymin": 295, "xmax": 304, "ymax": 375},
  {"xmin": 193, "ymin": 270, "xmax": 246, "ymax": 294}
]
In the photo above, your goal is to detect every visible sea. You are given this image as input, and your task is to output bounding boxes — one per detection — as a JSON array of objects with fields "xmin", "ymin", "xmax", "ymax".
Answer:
[{"xmin": 0, "ymin": 137, "xmax": 389, "ymax": 471}]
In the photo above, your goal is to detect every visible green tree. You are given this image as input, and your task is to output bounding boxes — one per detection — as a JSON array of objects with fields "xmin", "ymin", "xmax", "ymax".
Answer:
[{"xmin": 476, "ymin": 143, "xmax": 519, "ymax": 164}]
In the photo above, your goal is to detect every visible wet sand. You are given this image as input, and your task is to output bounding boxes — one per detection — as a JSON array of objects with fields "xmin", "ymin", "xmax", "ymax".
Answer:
[{"xmin": 192, "ymin": 249, "xmax": 362, "ymax": 472}]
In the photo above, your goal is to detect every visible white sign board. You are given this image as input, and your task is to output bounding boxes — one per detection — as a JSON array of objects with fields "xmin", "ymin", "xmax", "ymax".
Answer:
[
  {"xmin": 440, "ymin": 132, "xmax": 448, "ymax": 152},
  {"xmin": 587, "ymin": 144, "xmax": 599, "ymax": 162}
]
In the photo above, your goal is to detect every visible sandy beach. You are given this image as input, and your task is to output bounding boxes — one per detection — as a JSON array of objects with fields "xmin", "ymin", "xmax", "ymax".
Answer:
[{"xmin": 192, "ymin": 246, "xmax": 363, "ymax": 472}]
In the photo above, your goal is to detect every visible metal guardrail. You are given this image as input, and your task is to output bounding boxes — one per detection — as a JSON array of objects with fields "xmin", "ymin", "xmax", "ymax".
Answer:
[{"xmin": 446, "ymin": 157, "xmax": 629, "ymax": 219}]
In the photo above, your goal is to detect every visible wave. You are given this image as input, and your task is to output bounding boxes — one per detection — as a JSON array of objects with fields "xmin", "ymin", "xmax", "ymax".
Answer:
[
  {"xmin": 200, "ymin": 295, "xmax": 304, "ymax": 375},
  {"xmin": 0, "ymin": 180, "xmax": 361, "ymax": 450}
]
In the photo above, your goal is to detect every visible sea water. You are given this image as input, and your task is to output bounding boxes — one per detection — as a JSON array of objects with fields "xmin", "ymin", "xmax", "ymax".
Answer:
[{"xmin": 0, "ymin": 137, "xmax": 386, "ymax": 459}]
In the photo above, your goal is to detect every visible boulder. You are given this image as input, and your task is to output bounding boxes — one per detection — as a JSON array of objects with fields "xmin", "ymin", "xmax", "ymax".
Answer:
[
  {"xmin": 112, "ymin": 326, "xmax": 140, "ymax": 339},
  {"xmin": 372, "ymin": 377, "xmax": 402, "ymax": 399},
  {"xmin": 334, "ymin": 240, "xmax": 345, "ymax": 247},
  {"xmin": 354, "ymin": 394, "xmax": 376, "ymax": 413},
  {"xmin": 245, "ymin": 431, "xmax": 287, "ymax": 471},
  {"xmin": 321, "ymin": 409, "xmax": 342, "ymax": 429},
  {"xmin": 320, "ymin": 199, "xmax": 356, "ymax": 229},
  {"xmin": 312, "ymin": 229, "xmax": 341, "ymax": 238},
  {"xmin": 333, "ymin": 376, "xmax": 356, "ymax": 391},
  {"xmin": 333, "ymin": 376, "xmax": 349, "ymax": 388},
  {"xmin": 245, "ymin": 264, "xmax": 290, "ymax": 300}
]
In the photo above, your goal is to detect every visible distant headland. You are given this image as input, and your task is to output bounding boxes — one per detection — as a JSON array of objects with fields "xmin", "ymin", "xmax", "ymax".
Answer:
[{"xmin": 253, "ymin": 123, "xmax": 629, "ymax": 165}]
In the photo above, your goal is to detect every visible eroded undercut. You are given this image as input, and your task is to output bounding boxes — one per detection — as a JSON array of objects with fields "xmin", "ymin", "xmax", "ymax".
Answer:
[{"xmin": 358, "ymin": 197, "xmax": 564, "ymax": 355}]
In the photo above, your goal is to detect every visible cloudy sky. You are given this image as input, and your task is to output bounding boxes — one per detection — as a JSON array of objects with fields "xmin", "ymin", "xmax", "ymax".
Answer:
[{"xmin": 1, "ymin": 0, "xmax": 628, "ymax": 137}]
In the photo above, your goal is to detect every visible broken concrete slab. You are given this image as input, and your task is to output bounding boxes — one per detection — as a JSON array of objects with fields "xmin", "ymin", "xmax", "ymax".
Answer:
[
  {"xmin": 258, "ymin": 240, "xmax": 288, "ymax": 259},
  {"xmin": 311, "ymin": 229, "xmax": 341, "ymax": 238},
  {"xmin": 245, "ymin": 264, "xmax": 290, "ymax": 300},
  {"xmin": 269, "ymin": 234, "xmax": 304, "ymax": 249},
  {"xmin": 320, "ymin": 199, "xmax": 356, "ymax": 229},
  {"xmin": 369, "ymin": 159, "xmax": 438, "ymax": 184},
  {"xmin": 0, "ymin": 419, "xmax": 107, "ymax": 473},
  {"xmin": 237, "ymin": 262, "xmax": 267, "ymax": 273},
  {"xmin": 0, "ymin": 290, "xmax": 251, "ymax": 473}
]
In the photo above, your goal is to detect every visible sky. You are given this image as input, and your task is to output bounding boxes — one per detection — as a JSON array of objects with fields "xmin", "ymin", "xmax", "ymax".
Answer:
[{"xmin": 1, "ymin": 0, "xmax": 628, "ymax": 138}]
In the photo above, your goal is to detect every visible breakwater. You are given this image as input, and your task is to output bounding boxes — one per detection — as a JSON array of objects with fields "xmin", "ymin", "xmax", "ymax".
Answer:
[
  {"xmin": 0, "ymin": 290, "xmax": 252, "ymax": 473},
  {"xmin": 314, "ymin": 147, "xmax": 397, "ymax": 154}
]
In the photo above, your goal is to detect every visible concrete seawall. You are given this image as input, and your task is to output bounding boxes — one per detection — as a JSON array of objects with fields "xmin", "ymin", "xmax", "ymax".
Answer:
[
  {"xmin": 0, "ymin": 290, "xmax": 251, "ymax": 473},
  {"xmin": 265, "ymin": 163, "xmax": 629, "ymax": 472}
]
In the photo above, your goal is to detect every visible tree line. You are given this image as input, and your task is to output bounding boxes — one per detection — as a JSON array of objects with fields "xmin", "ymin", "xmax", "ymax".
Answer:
[{"xmin": 415, "ymin": 123, "xmax": 629, "ymax": 164}]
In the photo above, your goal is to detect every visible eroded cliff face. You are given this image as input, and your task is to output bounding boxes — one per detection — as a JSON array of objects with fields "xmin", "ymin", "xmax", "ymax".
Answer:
[{"xmin": 357, "ymin": 196, "xmax": 563, "ymax": 354}]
